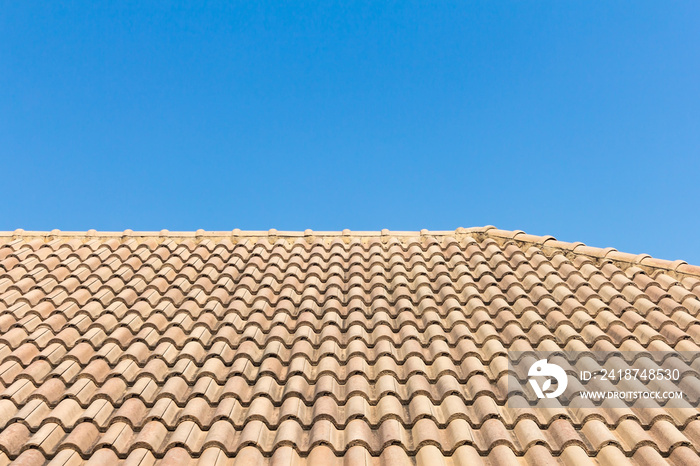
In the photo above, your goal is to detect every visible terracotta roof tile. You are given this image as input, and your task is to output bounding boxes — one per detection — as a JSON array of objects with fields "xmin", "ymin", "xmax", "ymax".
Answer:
[{"xmin": 0, "ymin": 228, "xmax": 698, "ymax": 464}]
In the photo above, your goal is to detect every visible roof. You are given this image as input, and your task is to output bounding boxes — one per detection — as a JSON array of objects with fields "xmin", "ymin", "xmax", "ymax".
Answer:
[{"xmin": 0, "ymin": 227, "xmax": 699, "ymax": 465}]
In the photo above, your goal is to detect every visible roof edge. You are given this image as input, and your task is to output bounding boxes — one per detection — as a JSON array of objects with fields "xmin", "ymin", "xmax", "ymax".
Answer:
[
  {"xmin": 2, "ymin": 227, "xmax": 698, "ymax": 279},
  {"xmin": 477, "ymin": 227, "xmax": 700, "ymax": 281}
]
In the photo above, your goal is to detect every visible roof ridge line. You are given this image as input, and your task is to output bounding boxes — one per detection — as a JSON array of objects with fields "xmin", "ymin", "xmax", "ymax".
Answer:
[
  {"xmin": 0, "ymin": 228, "xmax": 481, "ymax": 238},
  {"xmin": 1, "ymin": 226, "xmax": 698, "ymax": 278},
  {"xmin": 0, "ymin": 228, "xmax": 494, "ymax": 243}
]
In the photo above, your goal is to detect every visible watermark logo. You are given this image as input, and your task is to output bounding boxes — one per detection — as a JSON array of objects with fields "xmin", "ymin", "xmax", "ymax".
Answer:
[
  {"xmin": 528, "ymin": 358, "xmax": 568, "ymax": 398},
  {"xmin": 508, "ymin": 351, "xmax": 697, "ymax": 409}
]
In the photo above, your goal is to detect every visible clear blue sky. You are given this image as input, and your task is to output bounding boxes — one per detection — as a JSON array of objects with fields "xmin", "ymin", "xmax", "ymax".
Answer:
[{"xmin": 1, "ymin": 2, "xmax": 698, "ymax": 264}]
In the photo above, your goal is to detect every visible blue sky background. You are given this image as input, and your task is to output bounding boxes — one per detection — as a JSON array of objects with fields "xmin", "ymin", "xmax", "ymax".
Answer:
[{"xmin": 1, "ymin": 2, "xmax": 698, "ymax": 263}]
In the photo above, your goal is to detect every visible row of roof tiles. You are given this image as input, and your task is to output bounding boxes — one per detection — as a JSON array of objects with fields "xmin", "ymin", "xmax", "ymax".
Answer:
[
  {"xmin": 1, "ymin": 417, "xmax": 698, "ymax": 458},
  {"xmin": 4, "ymin": 443, "xmax": 699, "ymax": 466}
]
